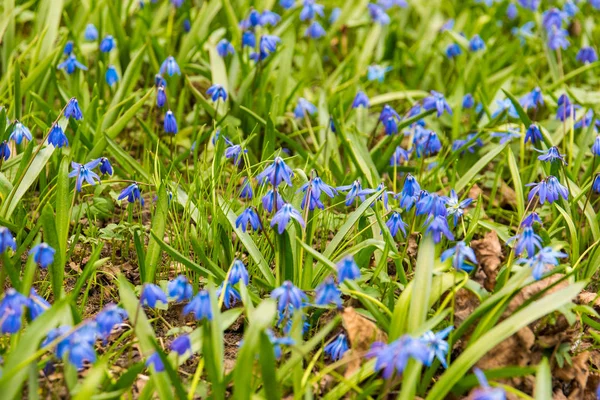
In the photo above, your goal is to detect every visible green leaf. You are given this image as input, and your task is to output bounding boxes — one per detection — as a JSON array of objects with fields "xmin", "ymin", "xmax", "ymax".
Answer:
[
  {"xmin": 507, "ymin": 148, "xmax": 525, "ymax": 218},
  {"xmin": 535, "ymin": 358, "xmax": 552, "ymax": 400},
  {"xmin": 426, "ymin": 282, "xmax": 585, "ymax": 400},
  {"xmin": 455, "ymin": 143, "xmax": 507, "ymax": 193},
  {"xmin": 144, "ymin": 185, "xmax": 168, "ymax": 282}
]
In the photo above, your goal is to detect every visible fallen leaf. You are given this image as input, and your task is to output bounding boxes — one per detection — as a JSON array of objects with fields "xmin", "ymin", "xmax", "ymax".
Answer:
[
  {"xmin": 341, "ymin": 307, "xmax": 387, "ymax": 377},
  {"xmin": 471, "ymin": 231, "xmax": 503, "ymax": 291}
]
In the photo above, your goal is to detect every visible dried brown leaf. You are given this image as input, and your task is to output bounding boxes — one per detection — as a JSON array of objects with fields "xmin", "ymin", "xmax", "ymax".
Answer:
[{"xmin": 471, "ymin": 231, "xmax": 503, "ymax": 291}]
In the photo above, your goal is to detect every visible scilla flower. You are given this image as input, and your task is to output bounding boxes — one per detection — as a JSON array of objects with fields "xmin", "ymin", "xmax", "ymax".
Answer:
[
  {"xmin": 469, "ymin": 35, "xmax": 485, "ymax": 52},
  {"xmin": 242, "ymin": 31, "xmax": 256, "ymax": 48},
  {"xmin": 167, "ymin": 275, "xmax": 193, "ymax": 301},
  {"xmin": 236, "ymin": 208, "xmax": 261, "ymax": 232},
  {"xmin": 352, "ymin": 91, "xmax": 370, "ymax": 108},
  {"xmin": 30, "ymin": 243, "xmax": 56, "ymax": 268},
  {"xmin": 390, "ymin": 146, "xmax": 410, "ymax": 165},
  {"xmin": 183, "ymin": 290, "xmax": 212, "ymax": 321},
  {"xmin": 299, "ymin": 177, "xmax": 337, "ymax": 210},
  {"xmin": 368, "ymin": 3, "xmax": 390, "ymax": 24},
  {"xmin": 386, "ymin": 212, "xmax": 408, "ymax": 237},
  {"xmin": 257, "ymin": 157, "xmax": 294, "ymax": 187},
  {"xmin": 28, "ymin": 289, "xmax": 50, "ymax": 320},
  {"xmin": 445, "ymin": 43, "xmax": 462, "ymax": 58},
  {"xmin": 472, "ymin": 368, "xmax": 506, "ymax": 400},
  {"xmin": 521, "ymin": 212, "xmax": 542, "ymax": 227},
  {"xmin": 164, "ymin": 110, "xmax": 178, "ymax": 134},
  {"xmin": 170, "ymin": 335, "xmax": 192, "ymax": 356},
  {"xmin": 271, "ymin": 281, "xmax": 307, "ymax": 313},
  {"xmin": 294, "ymin": 98, "xmax": 317, "ymax": 118},
  {"xmin": 509, "ymin": 226, "xmax": 542, "ymax": 257},
  {"xmin": 519, "ymin": 87, "xmax": 543, "ymax": 110},
  {"xmin": 262, "ymin": 189, "xmax": 285, "ymax": 213},
  {"xmin": 146, "ymin": 352, "xmax": 165, "ymax": 372},
  {"xmin": 337, "ymin": 256, "xmax": 360, "ymax": 282},
  {"xmin": 314, "ymin": 276, "xmax": 341, "ymax": 307},
  {"xmin": 526, "ymin": 176, "xmax": 568, "ymax": 204},
  {"xmin": 425, "ymin": 216, "xmax": 454, "ymax": 243},
  {"xmin": 206, "ymin": 84, "xmax": 227, "ymax": 102},
  {"xmin": 556, "ymin": 94, "xmax": 577, "ymax": 121},
  {"xmin": 216, "ymin": 39, "xmax": 235, "ymax": 57},
  {"xmin": 140, "ymin": 284, "xmax": 167, "ymax": 308},
  {"xmin": 300, "ymin": 0, "xmax": 324, "ymax": 21},
  {"xmin": 422, "ymin": 91, "xmax": 452, "ymax": 117},
  {"xmin": 65, "ymin": 98, "xmax": 83, "ymax": 120},
  {"xmin": 525, "ymin": 124, "xmax": 542, "ymax": 144},
  {"xmin": 118, "ymin": 182, "xmax": 144, "ymax": 205},
  {"xmin": 69, "ymin": 159, "xmax": 101, "ymax": 192},
  {"xmin": 462, "ymin": 94, "xmax": 474, "ymax": 109},
  {"xmin": 305, "ymin": 21, "xmax": 326, "ymax": 39},
  {"xmin": 0, "ymin": 289, "xmax": 28, "ymax": 334},
  {"xmin": 441, "ymin": 241, "xmax": 477, "ymax": 272},
  {"xmin": 229, "ymin": 259, "xmax": 249, "ymax": 286},
  {"xmin": 84, "ymin": 24, "xmax": 98, "ymax": 41},
  {"xmin": 99, "ymin": 35, "xmax": 115, "ymax": 52},
  {"xmin": 592, "ymin": 136, "xmax": 600, "ymax": 156},
  {"xmin": 536, "ymin": 146, "xmax": 566, "ymax": 164},
  {"xmin": 160, "ymin": 56, "xmax": 181, "ymax": 76},
  {"xmin": 367, "ymin": 336, "xmax": 431, "ymax": 378},
  {"xmin": 421, "ymin": 326, "xmax": 453, "ymax": 368},
  {"xmin": 0, "ymin": 141, "xmax": 10, "ymax": 160},
  {"xmin": 0, "ymin": 227, "xmax": 17, "ymax": 254},
  {"xmin": 325, "ymin": 334, "xmax": 349, "ymax": 361},
  {"xmin": 216, "ymin": 282, "xmax": 240, "ymax": 309},
  {"xmin": 58, "ymin": 54, "xmax": 87, "ymax": 74},
  {"xmin": 445, "ymin": 190, "xmax": 472, "ymax": 226},
  {"xmin": 9, "ymin": 121, "xmax": 32, "ymax": 144},
  {"xmin": 48, "ymin": 124, "xmax": 68, "ymax": 147},
  {"xmin": 519, "ymin": 246, "xmax": 567, "ymax": 280},
  {"xmin": 105, "ymin": 65, "xmax": 119, "ymax": 86},
  {"xmin": 157, "ymin": 86, "xmax": 167, "ymax": 108},
  {"xmin": 239, "ymin": 179, "xmax": 253, "ymax": 199},
  {"xmin": 577, "ymin": 47, "xmax": 598, "ymax": 64},
  {"xmin": 99, "ymin": 157, "xmax": 113, "ymax": 175},
  {"xmin": 367, "ymin": 65, "xmax": 392, "ymax": 82},
  {"xmin": 271, "ymin": 203, "xmax": 305, "ymax": 234},
  {"xmin": 95, "ymin": 304, "xmax": 127, "ymax": 341}
]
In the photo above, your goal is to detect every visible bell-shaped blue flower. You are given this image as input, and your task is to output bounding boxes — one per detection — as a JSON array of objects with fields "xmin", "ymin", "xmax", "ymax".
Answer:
[
  {"xmin": 271, "ymin": 281, "xmax": 307, "ymax": 313},
  {"xmin": 164, "ymin": 110, "xmax": 178, "ymax": 134},
  {"xmin": 229, "ymin": 259, "xmax": 249, "ymax": 286},
  {"xmin": 167, "ymin": 275, "xmax": 193, "ymax": 301},
  {"xmin": 160, "ymin": 56, "xmax": 181, "ymax": 76},
  {"xmin": 337, "ymin": 256, "xmax": 360, "ymax": 282},
  {"xmin": 170, "ymin": 335, "xmax": 192, "ymax": 356},
  {"xmin": 48, "ymin": 124, "xmax": 68, "ymax": 148},
  {"xmin": 314, "ymin": 276, "xmax": 341, "ymax": 307},
  {"xmin": 352, "ymin": 91, "xmax": 370, "ymax": 108},
  {"xmin": 84, "ymin": 24, "xmax": 98, "ymax": 41},
  {"xmin": 325, "ymin": 333, "xmax": 349, "ymax": 361},
  {"xmin": 183, "ymin": 290, "xmax": 212, "ymax": 321},
  {"xmin": 441, "ymin": 241, "xmax": 477, "ymax": 272},
  {"xmin": 425, "ymin": 216, "xmax": 454, "ymax": 243},
  {"xmin": 30, "ymin": 243, "xmax": 55, "ymax": 268},
  {"xmin": 386, "ymin": 212, "xmax": 408, "ymax": 237},
  {"xmin": 305, "ymin": 21, "xmax": 326, "ymax": 39},
  {"xmin": 99, "ymin": 35, "xmax": 115, "ymax": 52},
  {"xmin": 257, "ymin": 156, "xmax": 294, "ymax": 187},
  {"xmin": 105, "ymin": 65, "xmax": 119, "ymax": 86},
  {"xmin": 294, "ymin": 98, "xmax": 317, "ymax": 119},
  {"xmin": 140, "ymin": 284, "xmax": 167, "ymax": 308},
  {"xmin": 146, "ymin": 352, "xmax": 165, "ymax": 372},
  {"xmin": 0, "ymin": 141, "xmax": 10, "ymax": 160},
  {"xmin": 216, "ymin": 39, "xmax": 235, "ymax": 57},
  {"xmin": 95, "ymin": 304, "xmax": 127, "ymax": 341},
  {"xmin": 118, "ymin": 183, "xmax": 144, "ymax": 205},
  {"xmin": 216, "ymin": 282, "xmax": 240, "ymax": 309},
  {"xmin": 58, "ymin": 54, "xmax": 87, "ymax": 74},
  {"xmin": 65, "ymin": 98, "xmax": 83, "ymax": 120},
  {"xmin": 420, "ymin": 326, "xmax": 453, "ymax": 368},
  {"xmin": 262, "ymin": 189, "xmax": 285, "ymax": 213},
  {"xmin": 422, "ymin": 91, "xmax": 452, "ymax": 117},
  {"xmin": 236, "ymin": 207, "xmax": 262, "ymax": 232},
  {"xmin": 271, "ymin": 203, "xmax": 305, "ymax": 234},
  {"xmin": 10, "ymin": 121, "xmax": 32, "ymax": 144},
  {"xmin": 69, "ymin": 159, "xmax": 101, "ymax": 192},
  {"xmin": 28, "ymin": 289, "xmax": 50, "ymax": 320},
  {"xmin": 469, "ymin": 35, "xmax": 485, "ymax": 52},
  {"xmin": 577, "ymin": 47, "xmax": 598, "ymax": 64},
  {"xmin": 0, "ymin": 227, "xmax": 17, "ymax": 254},
  {"xmin": 99, "ymin": 157, "xmax": 113, "ymax": 175},
  {"xmin": 0, "ymin": 289, "xmax": 28, "ymax": 334}
]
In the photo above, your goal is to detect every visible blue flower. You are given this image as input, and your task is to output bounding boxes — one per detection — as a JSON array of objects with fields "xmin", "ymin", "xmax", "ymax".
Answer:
[
  {"xmin": 257, "ymin": 157, "xmax": 294, "ymax": 187},
  {"xmin": 519, "ymin": 246, "xmax": 567, "ymax": 280},
  {"xmin": 367, "ymin": 65, "xmax": 392, "ymax": 82},
  {"xmin": 294, "ymin": 98, "xmax": 317, "ymax": 118},
  {"xmin": 519, "ymin": 87, "xmax": 543, "ymax": 110},
  {"xmin": 425, "ymin": 216, "xmax": 454, "ymax": 244},
  {"xmin": 510, "ymin": 226, "xmax": 542, "ymax": 257},
  {"xmin": 206, "ymin": 84, "xmax": 227, "ymax": 102},
  {"xmin": 592, "ymin": 136, "xmax": 600, "ymax": 157},
  {"xmin": 591, "ymin": 0, "xmax": 600, "ymax": 10},
  {"xmin": 65, "ymin": 98, "xmax": 83, "ymax": 120},
  {"xmin": 99, "ymin": 157, "xmax": 113, "ymax": 175},
  {"xmin": 593, "ymin": 175, "xmax": 600, "ymax": 193},
  {"xmin": 260, "ymin": 10, "xmax": 281, "ymax": 26},
  {"xmin": 390, "ymin": 146, "xmax": 410, "ymax": 166},
  {"xmin": 225, "ymin": 143, "xmax": 246, "ymax": 166},
  {"xmin": 217, "ymin": 281, "xmax": 240, "ymax": 309},
  {"xmin": 183, "ymin": 290, "xmax": 212, "ymax": 321},
  {"xmin": 160, "ymin": 56, "xmax": 181, "ymax": 76},
  {"xmin": 0, "ymin": 141, "xmax": 10, "ymax": 160},
  {"xmin": 242, "ymin": 31, "xmax": 256, "ymax": 48},
  {"xmin": 413, "ymin": 128, "xmax": 442, "ymax": 157},
  {"xmin": 575, "ymin": 110, "xmax": 600, "ymax": 131},
  {"xmin": 48, "ymin": 124, "xmax": 69, "ymax": 147},
  {"xmin": 422, "ymin": 90, "xmax": 452, "ymax": 117},
  {"xmin": 9, "ymin": 121, "xmax": 32, "ymax": 144},
  {"xmin": 325, "ymin": 334, "xmax": 349, "ymax": 361},
  {"xmin": 250, "ymin": 35, "xmax": 281, "ymax": 61},
  {"xmin": 577, "ymin": 47, "xmax": 598, "ymax": 64},
  {"xmin": 84, "ymin": 24, "xmax": 98, "ymax": 41},
  {"xmin": 305, "ymin": 21, "xmax": 326, "ymax": 39},
  {"xmin": 445, "ymin": 190, "xmax": 472, "ymax": 225},
  {"xmin": 105, "ymin": 65, "xmax": 119, "ymax": 86},
  {"xmin": 337, "ymin": 256, "xmax": 360, "ymax": 282},
  {"xmin": 28, "ymin": 289, "xmax": 50, "ymax": 320},
  {"xmin": 229, "ymin": 259, "xmax": 249, "ymax": 286},
  {"xmin": 378, "ymin": 0, "xmax": 407, "ymax": 9},
  {"xmin": 452, "ymin": 133, "xmax": 483, "ymax": 154},
  {"xmin": 521, "ymin": 212, "xmax": 542, "ymax": 227},
  {"xmin": 472, "ymin": 368, "xmax": 507, "ymax": 400},
  {"xmin": 506, "ymin": 3, "xmax": 518, "ymax": 20},
  {"xmin": 239, "ymin": 179, "xmax": 253, "ymax": 199},
  {"xmin": 0, "ymin": 289, "xmax": 28, "ymax": 334},
  {"xmin": 30, "ymin": 243, "xmax": 55, "ymax": 268},
  {"xmin": 95, "ymin": 304, "xmax": 127, "ymax": 341},
  {"xmin": 440, "ymin": 19, "xmax": 454, "ymax": 32},
  {"xmin": 300, "ymin": 0, "xmax": 324, "ymax": 21},
  {"xmin": 462, "ymin": 94, "xmax": 474, "ymax": 109},
  {"xmin": 299, "ymin": 177, "xmax": 337, "ymax": 211},
  {"xmin": 146, "ymin": 352, "xmax": 165, "ymax": 372},
  {"xmin": 267, "ymin": 329, "xmax": 295, "ymax": 359},
  {"xmin": 67, "ymin": 329, "xmax": 97, "ymax": 369},
  {"xmin": 547, "ymin": 27, "xmax": 570, "ymax": 51},
  {"xmin": 167, "ymin": 275, "xmax": 193, "ymax": 301},
  {"xmin": 155, "ymin": 74, "xmax": 167, "ymax": 88},
  {"xmin": 512, "ymin": 21, "xmax": 535, "ymax": 46},
  {"xmin": 557, "ymin": 94, "xmax": 577, "ymax": 121},
  {"xmin": 183, "ymin": 19, "xmax": 191, "ymax": 32},
  {"xmin": 491, "ymin": 99, "xmax": 518, "ymax": 119},
  {"xmin": 0, "ymin": 227, "xmax": 16, "ymax": 254},
  {"xmin": 367, "ymin": 336, "xmax": 431, "ymax": 378},
  {"xmin": 352, "ymin": 91, "xmax": 370, "ymax": 108},
  {"xmin": 441, "ymin": 241, "xmax": 477, "ymax": 272},
  {"xmin": 421, "ymin": 326, "xmax": 452, "ymax": 368},
  {"xmin": 99, "ymin": 35, "xmax": 115, "ymax": 52},
  {"xmin": 542, "ymin": 8, "xmax": 565, "ymax": 31},
  {"xmin": 118, "ymin": 182, "xmax": 144, "ymax": 205},
  {"xmin": 314, "ymin": 276, "xmax": 341, "ymax": 307},
  {"xmin": 329, "ymin": 7, "xmax": 341, "ymax": 23},
  {"xmin": 170, "ymin": 335, "xmax": 192, "ymax": 356},
  {"xmin": 337, "ymin": 180, "xmax": 368, "ymax": 206},
  {"xmin": 69, "ymin": 159, "xmax": 101, "ymax": 192},
  {"xmin": 536, "ymin": 146, "xmax": 566, "ymax": 164},
  {"xmin": 216, "ymin": 39, "xmax": 235, "ymax": 57},
  {"xmin": 140, "ymin": 284, "xmax": 167, "ymax": 308},
  {"xmin": 171, "ymin": 0, "xmax": 184, "ymax": 7},
  {"xmin": 445, "ymin": 43, "xmax": 462, "ymax": 58},
  {"xmin": 386, "ymin": 212, "xmax": 408, "ymax": 237},
  {"xmin": 42, "ymin": 326, "xmax": 71, "ymax": 358},
  {"xmin": 156, "ymin": 86, "xmax": 167, "ymax": 108},
  {"xmin": 271, "ymin": 203, "xmax": 305, "ymax": 234},
  {"xmin": 379, "ymin": 104, "xmax": 402, "ymax": 135},
  {"xmin": 525, "ymin": 124, "xmax": 542, "ymax": 144},
  {"xmin": 271, "ymin": 281, "xmax": 307, "ymax": 313},
  {"xmin": 396, "ymin": 174, "xmax": 421, "ymax": 210},
  {"xmin": 236, "ymin": 207, "xmax": 262, "ymax": 232},
  {"xmin": 368, "ymin": 3, "xmax": 390, "ymax": 25},
  {"xmin": 416, "ymin": 192, "xmax": 447, "ymax": 217},
  {"xmin": 526, "ymin": 176, "xmax": 568, "ymax": 204},
  {"xmin": 164, "ymin": 110, "xmax": 178, "ymax": 134},
  {"xmin": 63, "ymin": 41, "xmax": 73, "ymax": 55},
  {"xmin": 280, "ymin": 0, "xmax": 294, "ymax": 9},
  {"xmin": 58, "ymin": 54, "xmax": 88, "ymax": 74},
  {"xmin": 262, "ymin": 189, "xmax": 285, "ymax": 213}
]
